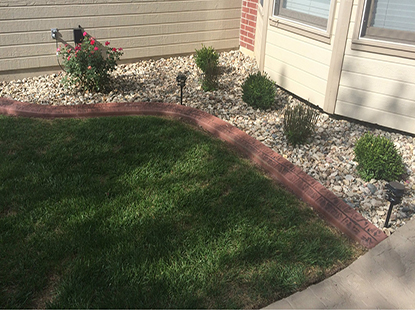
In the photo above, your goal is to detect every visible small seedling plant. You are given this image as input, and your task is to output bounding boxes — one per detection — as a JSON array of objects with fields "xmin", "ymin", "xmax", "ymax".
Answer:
[
  {"xmin": 354, "ymin": 132, "xmax": 404, "ymax": 181},
  {"xmin": 241, "ymin": 72, "xmax": 276, "ymax": 109},
  {"xmin": 283, "ymin": 104, "xmax": 318, "ymax": 145},
  {"xmin": 195, "ymin": 45, "xmax": 220, "ymax": 91},
  {"xmin": 58, "ymin": 32, "xmax": 123, "ymax": 92}
]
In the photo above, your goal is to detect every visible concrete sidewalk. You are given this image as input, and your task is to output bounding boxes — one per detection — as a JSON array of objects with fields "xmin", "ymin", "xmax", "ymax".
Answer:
[{"xmin": 264, "ymin": 218, "xmax": 415, "ymax": 309}]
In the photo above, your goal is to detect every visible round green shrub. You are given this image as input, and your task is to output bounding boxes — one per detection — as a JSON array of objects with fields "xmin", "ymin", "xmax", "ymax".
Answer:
[
  {"xmin": 195, "ymin": 45, "xmax": 220, "ymax": 91},
  {"xmin": 241, "ymin": 72, "xmax": 276, "ymax": 109},
  {"xmin": 354, "ymin": 132, "xmax": 404, "ymax": 181},
  {"xmin": 283, "ymin": 104, "xmax": 318, "ymax": 145},
  {"xmin": 195, "ymin": 45, "xmax": 219, "ymax": 73}
]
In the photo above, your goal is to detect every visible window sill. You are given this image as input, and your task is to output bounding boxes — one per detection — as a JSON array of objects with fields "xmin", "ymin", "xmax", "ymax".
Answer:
[
  {"xmin": 351, "ymin": 38, "xmax": 415, "ymax": 61},
  {"xmin": 269, "ymin": 16, "xmax": 331, "ymax": 44}
]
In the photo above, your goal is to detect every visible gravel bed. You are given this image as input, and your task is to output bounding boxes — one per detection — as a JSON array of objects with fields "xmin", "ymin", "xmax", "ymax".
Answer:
[{"xmin": 1, "ymin": 50, "xmax": 414, "ymax": 235}]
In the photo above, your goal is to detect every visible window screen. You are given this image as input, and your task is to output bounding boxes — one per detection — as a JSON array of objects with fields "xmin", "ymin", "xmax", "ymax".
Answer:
[
  {"xmin": 283, "ymin": 0, "xmax": 330, "ymax": 19},
  {"xmin": 362, "ymin": 0, "xmax": 415, "ymax": 44},
  {"xmin": 274, "ymin": 0, "xmax": 331, "ymax": 29}
]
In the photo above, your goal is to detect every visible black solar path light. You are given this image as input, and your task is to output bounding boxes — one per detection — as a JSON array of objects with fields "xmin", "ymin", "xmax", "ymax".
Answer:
[
  {"xmin": 384, "ymin": 181, "xmax": 405, "ymax": 228},
  {"xmin": 176, "ymin": 73, "xmax": 187, "ymax": 105}
]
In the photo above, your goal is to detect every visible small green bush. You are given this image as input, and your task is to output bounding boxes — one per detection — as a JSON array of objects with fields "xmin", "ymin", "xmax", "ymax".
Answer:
[
  {"xmin": 195, "ymin": 45, "xmax": 219, "ymax": 91},
  {"xmin": 354, "ymin": 132, "xmax": 404, "ymax": 181},
  {"xmin": 241, "ymin": 72, "xmax": 276, "ymax": 109},
  {"xmin": 283, "ymin": 104, "xmax": 318, "ymax": 145}
]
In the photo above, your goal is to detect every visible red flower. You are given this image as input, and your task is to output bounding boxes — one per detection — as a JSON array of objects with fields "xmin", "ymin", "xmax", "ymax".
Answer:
[
  {"xmin": 90, "ymin": 39, "xmax": 95, "ymax": 45},
  {"xmin": 112, "ymin": 48, "xmax": 117, "ymax": 52},
  {"xmin": 94, "ymin": 46, "xmax": 99, "ymax": 51},
  {"xmin": 118, "ymin": 47, "xmax": 123, "ymax": 51},
  {"xmin": 105, "ymin": 41, "xmax": 110, "ymax": 46},
  {"xmin": 88, "ymin": 66, "xmax": 92, "ymax": 70},
  {"xmin": 83, "ymin": 31, "xmax": 87, "ymax": 37},
  {"xmin": 67, "ymin": 56, "xmax": 71, "ymax": 61}
]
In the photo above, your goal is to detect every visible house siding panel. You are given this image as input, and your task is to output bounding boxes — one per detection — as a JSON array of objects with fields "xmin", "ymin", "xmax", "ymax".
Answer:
[
  {"xmin": 335, "ymin": 1, "xmax": 415, "ymax": 134},
  {"xmin": 263, "ymin": 22, "xmax": 333, "ymax": 108},
  {"xmin": 253, "ymin": 6, "xmax": 264, "ymax": 61},
  {"xmin": 0, "ymin": 0, "xmax": 241, "ymax": 80}
]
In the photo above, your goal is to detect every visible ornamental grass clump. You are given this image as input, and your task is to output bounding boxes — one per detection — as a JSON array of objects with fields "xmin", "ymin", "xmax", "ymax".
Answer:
[
  {"xmin": 241, "ymin": 72, "xmax": 276, "ymax": 109},
  {"xmin": 354, "ymin": 132, "xmax": 404, "ymax": 181},
  {"xmin": 195, "ymin": 45, "xmax": 220, "ymax": 91},
  {"xmin": 58, "ymin": 32, "xmax": 123, "ymax": 92},
  {"xmin": 283, "ymin": 104, "xmax": 318, "ymax": 145}
]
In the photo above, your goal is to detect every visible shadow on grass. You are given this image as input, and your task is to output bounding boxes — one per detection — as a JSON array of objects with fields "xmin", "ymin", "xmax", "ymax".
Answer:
[{"xmin": 0, "ymin": 115, "xmax": 358, "ymax": 309}]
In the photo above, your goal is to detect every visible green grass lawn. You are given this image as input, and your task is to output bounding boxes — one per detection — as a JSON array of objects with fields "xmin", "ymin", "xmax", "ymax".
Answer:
[{"xmin": 0, "ymin": 115, "xmax": 363, "ymax": 309}]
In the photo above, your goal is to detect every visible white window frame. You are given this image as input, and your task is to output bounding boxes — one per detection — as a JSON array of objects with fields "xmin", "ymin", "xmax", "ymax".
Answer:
[
  {"xmin": 269, "ymin": 0, "xmax": 336, "ymax": 44},
  {"xmin": 361, "ymin": 0, "xmax": 415, "ymax": 45},
  {"xmin": 352, "ymin": 0, "xmax": 415, "ymax": 60}
]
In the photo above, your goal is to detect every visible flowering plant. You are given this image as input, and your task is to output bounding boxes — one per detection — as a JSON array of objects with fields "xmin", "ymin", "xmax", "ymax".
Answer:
[{"xmin": 58, "ymin": 32, "xmax": 123, "ymax": 92}]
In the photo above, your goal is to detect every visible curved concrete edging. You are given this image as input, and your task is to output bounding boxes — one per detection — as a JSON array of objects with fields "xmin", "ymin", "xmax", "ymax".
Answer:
[{"xmin": 0, "ymin": 98, "xmax": 387, "ymax": 248}]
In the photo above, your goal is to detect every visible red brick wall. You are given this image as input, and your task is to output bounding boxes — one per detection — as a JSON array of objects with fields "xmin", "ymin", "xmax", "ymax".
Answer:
[{"xmin": 240, "ymin": 0, "xmax": 258, "ymax": 51}]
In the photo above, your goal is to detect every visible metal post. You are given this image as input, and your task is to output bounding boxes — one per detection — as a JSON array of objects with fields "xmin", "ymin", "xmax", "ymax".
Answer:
[
  {"xmin": 384, "ymin": 181, "xmax": 405, "ymax": 228},
  {"xmin": 180, "ymin": 84, "xmax": 184, "ymax": 105},
  {"xmin": 176, "ymin": 73, "xmax": 187, "ymax": 105},
  {"xmin": 384, "ymin": 201, "xmax": 397, "ymax": 228}
]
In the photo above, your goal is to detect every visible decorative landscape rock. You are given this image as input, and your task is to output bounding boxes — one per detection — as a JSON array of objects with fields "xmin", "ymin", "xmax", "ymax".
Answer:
[{"xmin": 1, "ymin": 50, "xmax": 414, "ymax": 234}]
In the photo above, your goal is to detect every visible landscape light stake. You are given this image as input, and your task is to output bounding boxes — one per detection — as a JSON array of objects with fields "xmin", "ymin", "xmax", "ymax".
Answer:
[
  {"xmin": 176, "ymin": 73, "xmax": 187, "ymax": 105},
  {"xmin": 384, "ymin": 181, "xmax": 405, "ymax": 228}
]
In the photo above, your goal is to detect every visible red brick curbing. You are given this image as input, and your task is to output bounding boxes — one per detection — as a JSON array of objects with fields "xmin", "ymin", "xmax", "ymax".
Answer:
[
  {"xmin": 0, "ymin": 98, "xmax": 387, "ymax": 249},
  {"xmin": 240, "ymin": 0, "xmax": 258, "ymax": 51}
]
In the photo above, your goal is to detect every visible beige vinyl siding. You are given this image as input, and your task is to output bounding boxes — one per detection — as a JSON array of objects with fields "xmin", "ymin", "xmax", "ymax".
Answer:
[
  {"xmin": 263, "ymin": 24, "xmax": 333, "ymax": 108},
  {"xmin": 0, "ymin": 0, "xmax": 241, "ymax": 80},
  {"xmin": 254, "ymin": 6, "xmax": 265, "ymax": 62},
  {"xmin": 255, "ymin": 0, "xmax": 415, "ymax": 134},
  {"xmin": 335, "ymin": 1, "xmax": 415, "ymax": 134}
]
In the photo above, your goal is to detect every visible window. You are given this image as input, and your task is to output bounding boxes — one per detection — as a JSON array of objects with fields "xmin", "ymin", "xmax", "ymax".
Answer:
[
  {"xmin": 273, "ymin": 0, "xmax": 332, "ymax": 29},
  {"xmin": 361, "ymin": 0, "xmax": 415, "ymax": 45},
  {"xmin": 352, "ymin": 0, "xmax": 415, "ymax": 59},
  {"xmin": 270, "ymin": 0, "xmax": 335, "ymax": 44},
  {"xmin": 259, "ymin": 0, "xmax": 264, "ymax": 7}
]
